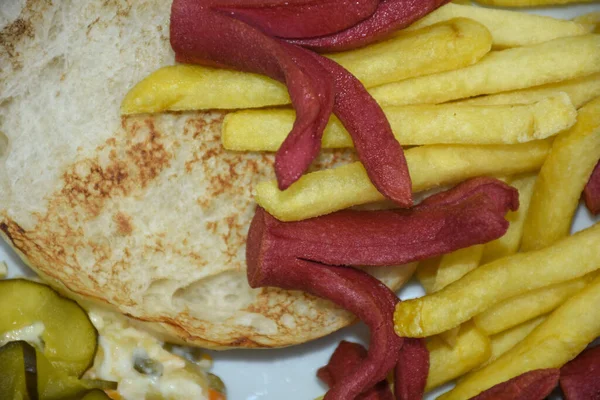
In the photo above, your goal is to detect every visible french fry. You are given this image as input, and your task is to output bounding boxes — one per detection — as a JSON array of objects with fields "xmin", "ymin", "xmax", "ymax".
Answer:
[
  {"xmin": 473, "ymin": 273, "xmax": 596, "ymax": 336},
  {"xmin": 370, "ymin": 35, "xmax": 600, "ymax": 107},
  {"xmin": 407, "ymin": 3, "xmax": 591, "ymax": 48},
  {"xmin": 121, "ymin": 65, "xmax": 290, "ymax": 115},
  {"xmin": 574, "ymin": 12, "xmax": 600, "ymax": 33},
  {"xmin": 256, "ymin": 141, "xmax": 551, "ymax": 221},
  {"xmin": 121, "ymin": 19, "xmax": 492, "ymax": 115},
  {"xmin": 474, "ymin": 0, "xmax": 596, "ymax": 6},
  {"xmin": 432, "ymin": 246, "xmax": 483, "ymax": 349},
  {"xmin": 481, "ymin": 174, "xmax": 537, "ymax": 263},
  {"xmin": 476, "ymin": 316, "xmax": 547, "ymax": 371},
  {"xmin": 438, "ymin": 326, "xmax": 461, "ymax": 348},
  {"xmin": 426, "ymin": 322, "xmax": 491, "ymax": 391},
  {"xmin": 457, "ymin": 73, "xmax": 600, "ymax": 109},
  {"xmin": 440, "ymin": 272, "xmax": 600, "ymax": 400},
  {"xmin": 222, "ymin": 94, "xmax": 576, "ymax": 150},
  {"xmin": 418, "ymin": 245, "xmax": 483, "ymax": 348},
  {"xmin": 434, "ymin": 246, "xmax": 484, "ymax": 293},
  {"xmin": 434, "ymin": 244, "xmax": 485, "ymax": 347},
  {"xmin": 521, "ymin": 97, "xmax": 600, "ymax": 251},
  {"xmin": 416, "ymin": 257, "xmax": 441, "ymax": 294},
  {"xmin": 327, "ymin": 18, "xmax": 492, "ymax": 88},
  {"xmin": 393, "ymin": 223, "xmax": 600, "ymax": 338}
]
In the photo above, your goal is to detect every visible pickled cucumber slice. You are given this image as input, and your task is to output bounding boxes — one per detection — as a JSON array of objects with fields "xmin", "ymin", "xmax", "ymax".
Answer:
[
  {"xmin": 0, "ymin": 280, "xmax": 97, "ymax": 377},
  {"xmin": 0, "ymin": 340, "xmax": 116, "ymax": 400},
  {"xmin": 36, "ymin": 347, "xmax": 116, "ymax": 400},
  {"xmin": 0, "ymin": 341, "xmax": 38, "ymax": 400}
]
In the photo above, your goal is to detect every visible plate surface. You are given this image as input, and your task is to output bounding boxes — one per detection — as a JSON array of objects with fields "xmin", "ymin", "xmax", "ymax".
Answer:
[{"xmin": 2, "ymin": 3, "xmax": 600, "ymax": 399}]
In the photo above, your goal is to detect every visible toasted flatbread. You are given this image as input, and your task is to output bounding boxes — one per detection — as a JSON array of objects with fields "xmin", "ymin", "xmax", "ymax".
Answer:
[{"xmin": 0, "ymin": 0, "xmax": 415, "ymax": 349}]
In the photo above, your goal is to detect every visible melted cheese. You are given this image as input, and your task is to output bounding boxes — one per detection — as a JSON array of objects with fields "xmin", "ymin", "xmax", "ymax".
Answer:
[
  {"xmin": 0, "ymin": 321, "xmax": 45, "ymax": 349},
  {"xmin": 87, "ymin": 309, "xmax": 213, "ymax": 400}
]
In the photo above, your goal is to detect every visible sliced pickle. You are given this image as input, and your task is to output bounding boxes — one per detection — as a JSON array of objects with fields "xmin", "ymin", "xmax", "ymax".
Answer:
[
  {"xmin": 11, "ymin": 341, "xmax": 117, "ymax": 400},
  {"xmin": 79, "ymin": 390, "xmax": 111, "ymax": 400},
  {"xmin": 0, "ymin": 341, "xmax": 38, "ymax": 400},
  {"xmin": 0, "ymin": 279, "xmax": 97, "ymax": 377},
  {"xmin": 36, "ymin": 343, "xmax": 115, "ymax": 400},
  {"xmin": 0, "ymin": 341, "xmax": 114, "ymax": 400}
]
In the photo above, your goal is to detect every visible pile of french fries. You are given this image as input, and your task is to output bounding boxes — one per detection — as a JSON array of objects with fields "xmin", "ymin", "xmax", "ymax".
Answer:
[{"xmin": 122, "ymin": 2, "xmax": 600, "ymax": 398}]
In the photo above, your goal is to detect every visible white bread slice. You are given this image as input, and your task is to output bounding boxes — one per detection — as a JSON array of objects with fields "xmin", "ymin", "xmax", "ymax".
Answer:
[{"xmin": 0, "ymin": 0, "xmax": 415, "ymax": 349}]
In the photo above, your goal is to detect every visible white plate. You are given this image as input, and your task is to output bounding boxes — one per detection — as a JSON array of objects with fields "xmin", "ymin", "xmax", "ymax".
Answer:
[{"xmin": 2, "ymin": 3, "xmax": 600, "ymax": 399}]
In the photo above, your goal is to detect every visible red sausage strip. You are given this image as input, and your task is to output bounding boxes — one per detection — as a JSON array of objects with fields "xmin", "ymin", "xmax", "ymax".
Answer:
[
  {"xmin": 247, "ymin": 259, "xmax": 402, "ymax": 400},
  {"xmin": 583, "ymin": 161, "xmax": 600, "ymax": 215},
  {"xmin": 247, "ymin": 178, "xmax": 519, "ymax": 269},
  {"xmin": 560, "ymin": 346, "xmax": 600, "ymax": 400},
  {"xmin": 217, "ymin": 0, "xmax": 380, "ymax": 39},
  {"xmin": 394, "ymin": 338, "xmax": 429, "ymax": 400},
  {"xmin": 318, "ymin": 341, "xmax": 394, "ymax": 400},
  {"xmin": 468, "ymin": 369, "xmax": 560, "ymax": 400},
  {"xmin": 290, "ymin": 0, "xmax": 451, "ymax": 52},
  {"xmin": 314, "ymin": 55, "xmax": 411, "ymax": 205}
]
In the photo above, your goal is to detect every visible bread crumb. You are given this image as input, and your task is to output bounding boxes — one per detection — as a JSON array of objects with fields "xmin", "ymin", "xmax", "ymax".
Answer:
[{"xmin": 0, "ymin": 261, "xmax": 7, "ymax": 279}]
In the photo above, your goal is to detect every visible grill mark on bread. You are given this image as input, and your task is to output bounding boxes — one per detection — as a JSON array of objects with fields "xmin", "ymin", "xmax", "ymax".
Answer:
[
  {"xmin": 126, "ymin": 120, "xmax": 172, "ymax": 187},
  {"xmin": 1, "ymin": 18, "xmax": 33, "ymax": 70},
  {"xmin": 61, "ymin": 118, "xmax": 171, "ymax": 218},
  {"xmin": 0, "ymin": 0, "xmax": 52, "ymax": 70},
  {"xmin": 113, "ymin": 212, "xmax": 133, "ymax": 235}
]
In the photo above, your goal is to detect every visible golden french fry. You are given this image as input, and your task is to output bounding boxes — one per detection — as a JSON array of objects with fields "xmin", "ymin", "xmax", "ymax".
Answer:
[
  {"xmin": 222, "ymin": 94, "xmax": 575, "ymax": 150},
  {"xmin": 121, "ymin": 19, "xmax": 492, "ymax": 114},
  {"xmin": 481, "ymin": 174, "xmax": 537, "ymax": 263},
  {"xmin": 432, "ymin": 247, "xmax": 482, "ymax": 347},
  {"xmin": 440, "ymin": 272, "xmax": 600, "ymax": 400},
  {"xmin": 434, "ymin": 244, "xmax": 486, "ymax": 347},
  {"xmin": 475, "ymin": 0, "xmax": 596, "ymax": 6},
  {"xmin": 370, "ymin": 35, "xmax": 600, "ymax": 107},
  {"xmin": 438, "ymin": 326, "xmax": 461, "ymax": 348},
  {"xmin": 121, "ymin": 65, "xmax": 290, "ymax": 115},
  {"xmin": 521, "ymin": 97, "xmax": 600, "ymax": 251},
  {"xmin": 434, "ymin": 245, "xmax": 484, "ymax": 293},
  {"xmin": 426, "ymin": 322, "xmax": 491, "ymax": 391},
  {"xmin": 473, "ymin": 273, "xmax": 596, "ymax": 336},
  {"xmin": 407, "ymin": 3, "xmax": 591, "ymax": 48},
  {"xmin": 574, "ymin": 12, "xmax": 600, "ymax": 33},
  {"xmin": 476, "ymin": 315, "xmax": 547, "ymax": 371},
  {"xmin": 256, "ymin": 141, "xmax": 551, "ymax": 221},
  {"xmin": 223, "ymin": 110, "xmax": 347, "ymax": 151},
  {"xmin": 418, "ymin": 248, "xmax": 478, "ymax": 348},
  {"xmin": 393, "ymin": 223, "xmax": 600, "ymax": 338},
  {"xmin": 416, "ymin": 257, "xmax": 441, "ymax": 294},
  {"xmin": 457, "ymin": 73, "xmax": 600, "ymax": 109},
  {"xmin": 328, "ymin": 18, "xmax": 492, "ymax": 88}
]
